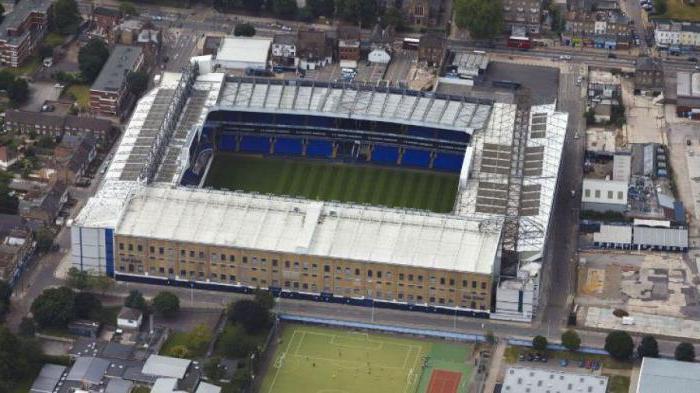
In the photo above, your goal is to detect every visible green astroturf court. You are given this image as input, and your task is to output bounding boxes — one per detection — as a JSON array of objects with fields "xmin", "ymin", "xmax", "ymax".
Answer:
[
  {"xmin": 258, "ymin": 324, "xmax": 474, "ymax": 393},
  {"xmin": 203, "ymin": 154, "xmax": 459, "ymax": 213}
]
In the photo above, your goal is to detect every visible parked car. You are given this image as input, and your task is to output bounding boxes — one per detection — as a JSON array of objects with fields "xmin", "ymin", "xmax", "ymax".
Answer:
[{"xmin": 560, "ymin": 359, "xmax": 569, "ymax": 367}]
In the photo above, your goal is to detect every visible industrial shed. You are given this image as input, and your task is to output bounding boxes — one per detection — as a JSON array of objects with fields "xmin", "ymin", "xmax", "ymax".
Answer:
[{"xmin": 215, "ymin": 37, "xmax": 271, "ymax": 70}]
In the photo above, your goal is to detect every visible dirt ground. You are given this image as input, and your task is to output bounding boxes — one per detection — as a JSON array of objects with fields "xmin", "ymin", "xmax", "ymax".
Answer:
[{"xmin": 155, "ymin": 307, "xmax": 222, "ymax": 333}]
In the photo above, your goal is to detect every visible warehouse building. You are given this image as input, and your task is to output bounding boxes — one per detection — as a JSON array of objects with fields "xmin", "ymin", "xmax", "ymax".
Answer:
[
  {"xmin": 636, "ymin": 357, "xmax": 700, "ymax": 393},
  {"xmin": 581, "ymin": 178, "xmax": 628, "ymax": 212},
  {"xmin": 592, "ymin": 224, "xmax": 688, "ymax": 252},
  {"xmin": 214, "ymin": 37, "xmax": 271, "ymax": 70}
]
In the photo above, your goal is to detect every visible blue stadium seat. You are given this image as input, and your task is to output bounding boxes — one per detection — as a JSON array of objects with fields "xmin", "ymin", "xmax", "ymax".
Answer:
[
  {"xmin": 218, "ymin": 135, "xmax": 236, "ymax": 152},
  {"xmin": 401, "ymin": 149, "xmax": 431, "ymax": 168},
  {"xmin": 372, "ymin": 144, "xmax": 399, "ymax": 165},
  {"xmin": 274, "ymin": 137, "xmax": 303, "ymax": 156},
  {"xmin": 180, "ymin": 169, "xmax": 201, "ymax": 186},
  {"xmin": 433, "ymin": 152, "xmax": 465, "ymax": 172},
  {"xmin": 306, "ymin": 139, "xmax": 333, "ymax": 158},
  {"xmin": 240, "ymin": 136, "xmax": 270, "ymax": 153}
]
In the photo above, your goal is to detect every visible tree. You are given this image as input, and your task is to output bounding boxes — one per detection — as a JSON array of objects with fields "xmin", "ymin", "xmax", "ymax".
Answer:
[
  {"xmin": 168, "ymin": 345, "xmax": 190, "ymax": 359},
  {"xmin": 152, "ymin": 291, "xmax": 180, "ymax": 318},
  {"xmin": 654, "ymin": 0, "xmax": 667, "ymax": 15},
  {"xmin": 35, "ymin": 227, "xmax": 54, "ymax": 253},
  {"xmin": 454, "ymin": 0, "xmax": 503, "ymax": 40},
  {"xmin": 18, "ymin": 317, "xmax": 36, "ymax": 337},
  {"xmin": 185, "ymin": 324, "xmax": 212, "ymax": 355},
  {"xmin": 90, "ymin": 276, "xmax": 113, "ymax": 295},
  {"xmin": 53, "ymin": 0, "xmax": 82, "ymax": 35},
  {"xmin": 228, "ymin": 299, "xmax": 271, "ymax": 334},
  {"xmin": 234, "ymin": 23, "xmax": 256, "ymax": 37},
  {"xmin": 204, "ymin": 356, "xmax": 224, "ymax": 381},
  {"xmin": 336, "ymin": 0, "xmax": 378, "ymax": 27},
  {"xmin": 66, "ymin": 267, "xmax": 90, "ymax": 290},
  {"xmin": 78, "ymin": 38, "xmax": 109, "ymax": 83},
  {"xmin": 217, "ymin": 325, "xmax": 259, "ymax": 358},
  {"xmin": 637, "ymin": 335, "xmax": 659, "ymax": 359},
  {"xmin": 532, "ymin": 335, "xmax": 548, "ymax": 351},
  {"xmin": 7, "ymin": 78, "xmax": 29, "ymax": 105},
  {"xmin": 561, "ymin": 329, "xmax": 581, "ymax": 351},
  {"xmin": 119, "ymin": 2, "xmax": 137, "ymax": 16},
  {"xmin": 254, "ymin": 287, "xmax": 274, "ymax": 310},
  {"xmin": 0, "ymin": 3, "xmax": 5, "ymax": 24},
  {"xmin": 125, "ymin": 290, "xmax": 147, "ymax": 311},
  {"xmin": 0, "ymin": 280, "xmax": 10, "ymax": 317},
  {"xmin": 485, "ymin": 330, "xmax": 496, "ymax": 345},
  {"xmin": 126, "ymin": 71, "xmax": 149, "ymax": 97},
  {"xmin": 74, "ymin": 291, "xmax": 102, "ymax": 319},
  {"xmin": 675, "ymin": 342, "xmax": 696, "ymax": 362},
  {"xmin": 381, "ymin": 7, "xmax": 407, "ymax": 31},
  {"xmin": 271, "ymin": 0, "xmax": 298, "ymax": 17},
  {"xmin": 604, "ymin": 331, "xmax": 634, "ymax": 361},
  {"xmin": 30, "ymin": 286, "xmax": 75, "ymax": 328},
  {"xmin": 307, "ymin": 0, "xmax": 334, "ymax": 18}
]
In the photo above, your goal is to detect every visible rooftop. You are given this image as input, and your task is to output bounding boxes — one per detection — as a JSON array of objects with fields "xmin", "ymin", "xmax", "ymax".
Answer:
[
  {"xmin": 30, "ymin": 364, "xmax": 66, "ymax": 393},
  {"xmin": 142, "ymin": 354, "xmax": 191, "ymax": 379},
  {"xmin": 66, "ymin": 357, "xmax": 110, "ymax": 385},
  {"xmin": 637, "ymin": 357, "xmax": 700, "ymax": 393},
  {"xmin": 0, "ymin": 0, "xmax": 53, "ymax": 45},
  {"xmin": 677, "ymin": 71, "xmax": 700, "ymax": 98},
  {"xmin": 216, "ymin": 77, "xmax": 493, "ymax": 134},
  {"xmin": 217, "ymin": 37, "xmax": 271, "ymax": 64},
  {"xmin": 503, "ymin": 367, "xmax": 608, "ymax": 393},
  {"xmin": 91, "ymin": 45, "xmax": 143, "ymax": 93},
  {"xmin": 116, "ymin": 186, "xmax": 502, "ymax": 275}
]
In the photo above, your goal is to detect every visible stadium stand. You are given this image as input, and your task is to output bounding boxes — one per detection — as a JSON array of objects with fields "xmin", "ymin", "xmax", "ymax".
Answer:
[
  {"xmin": 274, "ymin": 137, "xmax": 304, "ymax": 156},
  {"xmin": 239, "ymin": 135, "xmax": 270, "ymax": 153},
  {"xmin": 218, "ymin": 135, "xmax": 236, "ymax": 151},
  {"xmin": 371, "ymin": 144, "xmax": 400, "ymax": 165},
  {"xmin": 306, "ymin": 139, "xmax": 334, "ymax": 158},
  {"xmin": 402, "ymin": 148, "xmax": 432, "ymax": 168},
  {"xmin": 433, "ymin": 152, "xmax": 465, "ymax": 172}
]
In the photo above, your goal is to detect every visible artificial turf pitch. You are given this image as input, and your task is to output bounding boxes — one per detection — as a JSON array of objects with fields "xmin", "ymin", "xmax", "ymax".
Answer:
[
  {"xmin": 258, "ymin": 324, "xmax": 473, "ymax": 393},
  {"xmin": 203, "ymin": 154, "xmax": 459, "ymax": 213}
]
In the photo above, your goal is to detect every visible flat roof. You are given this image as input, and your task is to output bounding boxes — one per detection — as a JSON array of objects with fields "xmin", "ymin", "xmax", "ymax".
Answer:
[
  {"xmin": 637, "ymin": 357, "xmax": 700, "ymax": 393},
  {"xmin": 504, "ymin": 367, "xmax": 608, "ymax": 393},
  {"xmin": 30, "ymin": 364, "xmax": 66, "ymax": 393},
  {"xmin": 217, "ymin": 37, "xmax": 271, "ymax": 64},
  {"xmin": 216, "ymin": 77, "xmax": 493, "ymax": 134},
  {"xmin": 677, "ymin": 71, "xmax": 700, "ymax": 98},
  {"xmin": 0, "ymin": 0, "xmax": 52, "ymax": 45},
  {"xmin": 66, "ymin": 357, "xmax": 110, "ymax": 385},
  {"xmin": 594, "ymin": 224, "xmax": 632, "ymax": 244},
  {"xmin": 92, "ymin": 45, "xmax": 143, "ymax": 93},
  {"xmin": 142, "ymin": 355, "xmax": 191, "ymax": 379},
  {"xmin": 633, "ymin": 226, "xmax": 688, "ymax": 248},
  {"xmin": 116, "ymin": 186, "xmax": 502, "ymax": 275}
]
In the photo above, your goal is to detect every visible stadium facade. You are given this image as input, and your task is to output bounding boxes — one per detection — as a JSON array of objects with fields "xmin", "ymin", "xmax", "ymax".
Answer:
[{"xmin": 72, "ymin": 63, "xmax": 567, "ymax": 320}]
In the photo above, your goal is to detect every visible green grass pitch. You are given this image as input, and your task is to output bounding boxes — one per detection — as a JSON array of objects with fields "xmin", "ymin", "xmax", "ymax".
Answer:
[{"xmin": 203, "ymin": 154, "xmax": 459, "ymax": 213}]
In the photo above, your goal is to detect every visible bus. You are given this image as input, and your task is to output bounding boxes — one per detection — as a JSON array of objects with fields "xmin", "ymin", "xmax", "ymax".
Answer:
[
  {"xmin": 402, "ymin": 37, "xmax": 420, "ymax": 50},
  {"xmin": 507, "ymin": 36, "xmax": 531, "ymax": 50}
]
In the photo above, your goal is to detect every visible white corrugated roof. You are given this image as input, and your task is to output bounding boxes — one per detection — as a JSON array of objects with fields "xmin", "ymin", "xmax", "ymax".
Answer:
[
  {"xmin": 116, "ymin": 186, "xmax": 502, "ymax": 274},
  {"xmin": 142, "ymin": 355, "xmax": 191, "ymax": 379},
  {"xmin": 637, "ymin": 357, "xmax": 700, "ymax": 393},
  {"xmin": 594, "ymin": 225, "xmax": 632, "ymax": 244},
  {"xmin": 217, "ymin": 37, "xmax": 271, "ymax": 64}
]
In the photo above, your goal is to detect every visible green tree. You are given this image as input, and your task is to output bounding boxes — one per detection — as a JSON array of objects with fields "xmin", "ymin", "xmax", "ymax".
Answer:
[
  {"xmin": 584, "ymin": 108, "xmax": 596, "ymax": 125},
  {"xmin": 30, "ymin": 286, "xmax": 75, "ymax": 328},
  {"xmin": 7, "ymin": 78, "xmax": 29, "ymax": 105},
  {"xmin": 336, "ymin": 0, "xmax": 378, "ymax": 27},
  {"xmin": 675, "ymin": 342, "xmax": 696, "ymax": 362},
  {"xmin": 234, "ymin": 23, "xmax": 256, "ymax": 37},
  {"xmin": 637, "ymin": 335, "xmax": 659, "ymax": 359},
  {"xmin": 78, "ymin": 38, "xmax": 109, "ymax": 83},
  {"xmin": 0, "ymin": 280, "xmax": 9, "ymax": 320},
  {"xmin": 382, "ymin": 7, "xmax": 406, "ymax": 31},
  {"xmin": 185, "ymin": 324, "xmax": 212, "ymax": 355},
  {"xmin": 254, "ymin": 287, "xmax": 274, "ymax": 310},
  {"xmin": 454, "ymin": 0, "xmax": 503, "ymax": 39},
  {"xmin": 561, "ymin": 329, "xmax": 581, "ymax": 351},
  {"xmin": 0, "ymin": 4, "xmax": 5, "ymax": 24},
  {"xmin": 90, "ymin": 275, "xmax": 114, "ymax": 295},
  {"xmin": 532, "ymin": 335, "xmax": 548, "ymax": 351},
  {"xmin": 307, "ymin": 0, "xmax": 334, "ymax": 17},
  {"xmin": 18, "ymin": 317, "xmax": 36, "ymax": 337},
  {"xmin": 228, "ymin": 299, "xmax": 270, "ymax": 334},
  {"xmin": 35, "ymin": 227, "xmax": 54, "ymax": 253},
  {"xmin": 168, "ymin": 344, "xmax": 191, "ymax": 359},
  {"xmin": 271, "ymin": 0, "xmax": 298, "ymax": 17},
  {"xmin": 125, "ymin": 290, "xmax": 147, "ymax": 311},
  {"xmin": 152, "ymin": 291, "xmax": 180, "ymax": 318},
  {"xmin": 126, "ymin": 71, "xmax": 149, "ymax": 97},
  {"xmin": 204, "ymin": 356, "xmax": 224, "ymax": 381},
  {"xmin": 119, "ymin": 2, "xmax": 137, "ymax": 16},
  {"xmin": 655, "ymin": 0, "xmax": 667, "ymax": 15},
  {"xmin": 604, "ymin": 331, "xmax": 634, "ymax": 361},
  {"xmin": 53, "ymin": 0, "xmax": 82, "ymax": 35},
  {"xmin": 66, "ymin": 267, "xmax": 90, "ymax": 290},
  {"xmin": 74, "ymin": 291, "xmax": 102, "ymax": 319},
  {"xmin": 217, "ymin": 325, "xmax": 259, "ymax": 358}
]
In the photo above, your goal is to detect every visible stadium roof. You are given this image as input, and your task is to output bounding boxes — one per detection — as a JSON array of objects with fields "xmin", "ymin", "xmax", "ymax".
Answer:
[
  {"xmin": 116, "ymin": 186, "xmax": 502, "ymax": 275},
  {"xmin": 142, "ymin": 355, "xmax": 191, "ymax": 379},
  {"xmin": 636, "ymin": 357, "xmax": 700, "ymax": 393},
  {"xmin": 216, "ymin": 77, "xmax": 493, "ymax": 133}
]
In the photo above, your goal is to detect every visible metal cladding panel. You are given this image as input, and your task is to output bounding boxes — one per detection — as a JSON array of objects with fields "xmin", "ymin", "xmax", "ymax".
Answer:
[
  {"xmin": 105, "ymin": 228, "xmax": 114, "ymax": 276},
  {"xmin": 80, "ymin": 227, "xmax": 100, "ymax": 246}
]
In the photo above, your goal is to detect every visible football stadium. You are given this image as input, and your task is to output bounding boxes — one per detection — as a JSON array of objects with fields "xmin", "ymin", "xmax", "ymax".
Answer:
[{"xmin": 71, "ymin": 63, "xmax": 567, "ymax": 320}]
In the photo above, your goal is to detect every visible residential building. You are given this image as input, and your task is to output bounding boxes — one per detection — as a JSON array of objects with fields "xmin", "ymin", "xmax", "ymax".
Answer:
[
  {"xmin": 502, "ymin": 0, "xmax": 543, "ymax": 34},
  {"xmin": 0, "ymin": 226, "xmax": 33, "ymax": 283},
  {"xmin": 5, "ymin": 110, "xmax": 114, "ymax": 144},
  {"xmin": 337, "ymin": 25, "xmax": 360, "ymax": 63},
  {"xmin": 296, "ymin": 30, "xmax": 332, "ymax": 70},
  {"xmin": 271, "ymin": 34, "xmax": 296, "ymax": 66},
  {"xmin": 214, "ymin": 36, "xmax": 271, "ymax": 70},
  {"xmin": 19, "ymin": 181, "xmax": 68, "ymax": 225},
  {"xmin": 502, "ymin": 367, "xmax": 608, "ymax": 393},
  {"xmin": 90, "ymin": 45, "xmax": 144, "ymax": 118},
  {"xmin": 30, "ymin": 364, "xmax": 67, "ymax": 393},
  {"xmin": 117, "ymin": 306, "xmax": 143, "ymax": 330},
  {"xmin": 0, "ymin": 0, "xmax": 53, "ymax": 67},
  {"xmin": 581, "ymin": 178, "xmax": 628, "ymax": 212},
  {"xmin": 652, "ymin": 19, "xmax": 700, "ymax": 52},
  {"xmin": 635, "ymin": 57, "xmax": 664, "ymax": 94},
  {"xmin": 92, "ymin": 6, "xmax": 122, "ymax": 43},
  {"xmin": 563, "ymin": 10, "xmax": 631, "ymax": 49},
  {"xmin": 54, "ymin": 133, "xmax": 97, "ymax": 184},
  {"xmin": 418, "ymin": 32, "xmax": 445, "ymax": 67},
  {"xmin": 636, "ymin": 357, "xmax": 700, "ymax": 393},
  {"xmin": 0, "ymin": 145, "xmax": 18, "ymax": 169}
]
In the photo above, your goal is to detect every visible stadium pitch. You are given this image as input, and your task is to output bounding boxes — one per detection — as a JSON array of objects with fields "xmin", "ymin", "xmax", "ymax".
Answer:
[
  {"xmin": 203, "ymin": 154, "xmax": 459, "ymax": 213},
  {"xmin": 259, "ymin": 324, "xmax": 474, "ymax": 393}
]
